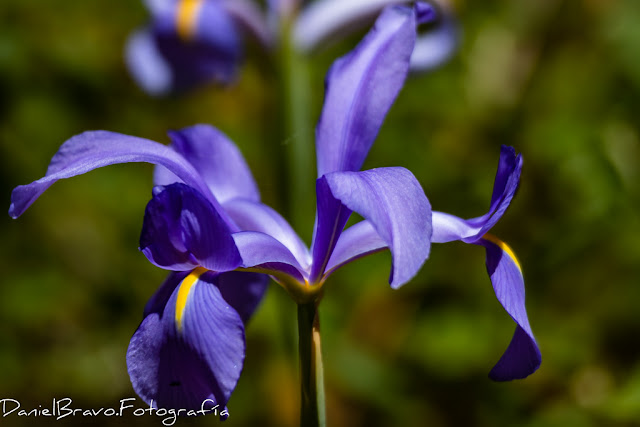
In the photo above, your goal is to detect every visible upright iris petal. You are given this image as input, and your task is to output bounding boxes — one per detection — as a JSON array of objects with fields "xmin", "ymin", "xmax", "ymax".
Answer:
[
  {"xmin": 154, "ymin": 124, "xmax": 260, "ymax": 204},
  {"xmin": 431, "ymin": 146, "xmax": 541, "ymax": 380},
  {"xmin": 315, "ymin": 4, "xmax": 417, "ymax": 177}
]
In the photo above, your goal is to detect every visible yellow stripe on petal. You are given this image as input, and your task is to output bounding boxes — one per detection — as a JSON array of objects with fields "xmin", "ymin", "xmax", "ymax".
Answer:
[
  {"xmin": 176, "ymin": 0, "xmax": 203, "ymax": 41},
  {"xmin": 482, "ymin": 233, "xmax": 522, "ymax": 273},
  {"xmin": 175, "ymin": 266, "xmax": 208, "ymax": 331}
]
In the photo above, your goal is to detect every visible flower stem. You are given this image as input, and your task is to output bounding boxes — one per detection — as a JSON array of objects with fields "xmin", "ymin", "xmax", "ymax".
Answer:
[
  {"xmin": 279, "ymin": 16, "xmax": 315, "ymax": 233},
  {"xmin": 297, "ymin": 301, "xmax": 326, "ymax": 427}
]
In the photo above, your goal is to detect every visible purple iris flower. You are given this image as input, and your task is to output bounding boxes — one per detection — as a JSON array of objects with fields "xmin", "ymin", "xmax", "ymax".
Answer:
[
  {"xmin": 126, "ymin": 0, "xmax": 458, "ymax": 94},
  {"xmin": 10, "ymin": 4, "xmax": 432, "ymax": 412},
  {"xmin": 431, "ymin": 146, "xmax": 542, "ymax": 380}
]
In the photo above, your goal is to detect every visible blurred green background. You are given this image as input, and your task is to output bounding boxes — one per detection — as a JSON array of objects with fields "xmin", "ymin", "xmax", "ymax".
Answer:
[{"xmin": 1, "ymin": 0, "xmax": 640, "ymax": 426}]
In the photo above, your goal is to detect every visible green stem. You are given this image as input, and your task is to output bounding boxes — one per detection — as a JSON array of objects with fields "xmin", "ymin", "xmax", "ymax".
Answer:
[
  {"xmin": 280, "ymin": 17, "xmax": 315, "ymax": 233},
  {"xmin": 298, "ymin": 302, "xmax": 326, "ymax": 427}
]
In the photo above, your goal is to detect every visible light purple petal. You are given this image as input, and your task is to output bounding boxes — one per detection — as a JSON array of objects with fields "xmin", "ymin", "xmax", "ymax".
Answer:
[
  {"xmin": 233, "ymin": 231, "xmax": 306, "ymax": 284},
  {"xmin": 321, "ymin": 167, "xmax": 432, "ymax": 288},
  {"xmin": 476, "ymin": 236, "xmax": 541, "ymax": 381},
  {"xmin": 431, "ymin": 211, "xmax": 474, "ymax": 243},
  {"xmin": 221, "ymin": 0, "xmax": 273, "ymax": 48},
  {"xmin": 8, "ymin": 131, "xmax": 218, "ymax": 219},
  {"xmin": 144, "ymin": 270, "xmax": 267, "ymax": 329},
  {"xmin": 267, "ymin": 0, "xmax": 299, "ymax": 20},
  {"xmin": 143, "ymin": 272, "xmax": 188, "ymax": 317},
  {"xmin": 126, "ymin": 29, "xmax": 173, "ymax": 96},
  {"xmin": 215, "ymin": 271, "xmax": 269, "ymax": 324},
  {"xmin": 462, "ymin": 146, "xmax": 522, "ymax": 242},
  {"xmin": 143, "ymin": 0, "xmax": 172, "ymax": 15},
  {"xmin": 154, "ymin": 124, "xmax": 260, "ymax": 204},
  {"xmin": 223, "ymin": 198, "xmax": 311, "ymax": 269},
  {"xmin": 127, "ymin": 269, "xmax": 245, "ymax": 410},
  {"xmin": 308, "ymin": 176, "xmax": 352, "ymax": 283},
  {"xmin": 487, "ymin": 146, "xmax": 522, "ymax": 218},
  {"xmin": 325, "ymin": 220, "xmax": 386, "ymax": 275},
  {"xmin": 131, "ymin": 0, "xmax": 242, "ymax": 94},
  {"xmin": 315, "ymin": 3, "xmax": 417, "ymax": 177},
  {"xmin": 294, "ymin": 0, "xmax": 431, "ymax": 52},
  {"xmin": 140, "ymin": 183, "xmax": 242, "ymax": 272},
  {"xmin": 410, "ymin": 2, "xmax": 459, "ymax": 71},
  {"xmin": 431, "ymin": 146, "xmax": 523, "ymax": 244}
]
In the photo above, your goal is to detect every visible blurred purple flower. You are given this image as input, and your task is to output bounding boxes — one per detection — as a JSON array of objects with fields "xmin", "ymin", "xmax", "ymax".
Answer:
[
  {"xmin": 126, "ymin": 0, "xmax": 459, "ymax": 94},
  {"xmin": 10, "ymin": 4, "xmax": 431, "ymax": 412},
  {"xmin": 432, "ymin": 146, "xmax": 542, "ymax": 380}
]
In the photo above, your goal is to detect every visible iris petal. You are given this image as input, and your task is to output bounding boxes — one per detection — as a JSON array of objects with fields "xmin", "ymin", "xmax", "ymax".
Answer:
[
  {"xmin": 221, "ymin": 0, "xmax": 273, "ymax": 48},
  {"xmin": 127, "ymin": 270, "xmax": 245, "ymax": 410},
  {"xmin": 463, "ymin": 146, "xmax": 522, "ymax": 242},
  {"xmin": 215, "ymin": 271, "xmax": 269, "ymax": 324},
  {"xmin": 233, "ymin": 231, "xmax": 307, "ymax": 284},
  {"xmin": 476, "ymin": 236, "xmax": 541, "ymax": 380},
  {"xmin": 431, "ymin": 211, "xmax": 474, "ymax": 243},
  {"xmin": 9, "ymin": 130, "xmax": 218, "ymax": 219},
  {"xmin": 325, "ymin": 220, "xmax": 386, "ymax": 275},
  {"xmin": 129, "ymin": 0, "xmax": 242, "ymax": 94},
  {"xmin": 126, "ymin": 29, "xmax": 173, "ymax": 96},
  {"xmin": 321, "ymin": 167, "xmax": 431, "ymax": 288},
  {"xmin": 410, "ymin": 2, "xmax": 459, "ymax": 71},
  {"xmin": 430, "ymin": 146, "xmax": 523, "ymax": 244},
  {"xmin": 309, "ymin": 176, "xmax": 352, "ymax": 283},
  {"xmin": 224, "ymin": 198, "xmax": 311, "ymax": 269},
  {"xmin": 140, "ymin": 183, "xmax": 242, "ymax": 272},
  {"xmin": 315, "ymin": 3, "xmax": 417, "ymax": 177},
  {"xmin": 154, "ymin": 124, "xmax": 260, "ymax": 204},
  {"xmin": 294, "ymin": 1, "xmax": 433, "ymax": 53}
]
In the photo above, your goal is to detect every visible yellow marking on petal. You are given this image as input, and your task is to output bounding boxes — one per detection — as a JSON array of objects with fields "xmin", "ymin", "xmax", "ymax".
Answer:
[
  {"xmin": 483, "ymin": 233, "xmax": 522, "ymax": 272},
  {"xmin": 176, "ymin": 0, "xmax": 203, "ymax": 41},
  {"xmin": 175, "ymin": 267, "xmax": 208, "ymax": 332}
]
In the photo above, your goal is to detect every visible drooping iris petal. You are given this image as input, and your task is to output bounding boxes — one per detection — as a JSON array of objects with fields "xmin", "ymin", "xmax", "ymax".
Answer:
[
  {"xmin": 8, "ymin": 131, "xmax": 219, "ymax": 219},
  {"xmin": 215, "ymin": 271, "xmax": 269, "ymax": 324},
  {"xmin": 143, "ymin": 271, "xmax": 188, "ymax": 317},
  {"xmin": 127, "ymin": 0, "xmax": 242, "ymax": 95},
  {"xmin": 145, "ymin": 270, "xmax": 268, "ymax": 330},
  {"xmin": 325, "ymin": 220, "xmax": 386, "ymax": 275},
  {"xmin": 321, "ymin": 167, "xmax": 432, "ymax": 288},
  {"xmin": 224, "ymin": 198, "xmax": 311, "ymax": 269},
  {"xmin": 154, "ymin": 124, "xmax": 260, "ymax": 204},
  {"xmin": 140, "ymin": 183, "xmax": 242, "ymax": 272},
  {"xmin": 127, "ymin": 268, "xmax": 245, "ymax": 410},
  {"xmin": 476, "ymin": 236, "xmax": 541, "ymax": 380},
  {"xmin": 232, "ymin": 231, "xmax": 307, "ymax": 284},
  {"xmin": 430, "ymin": 146, "xmax": 522, "ymax": 244},
  {"xmin": 315, "ymin": 3, "xmax": 417, "ymax": 177}
]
